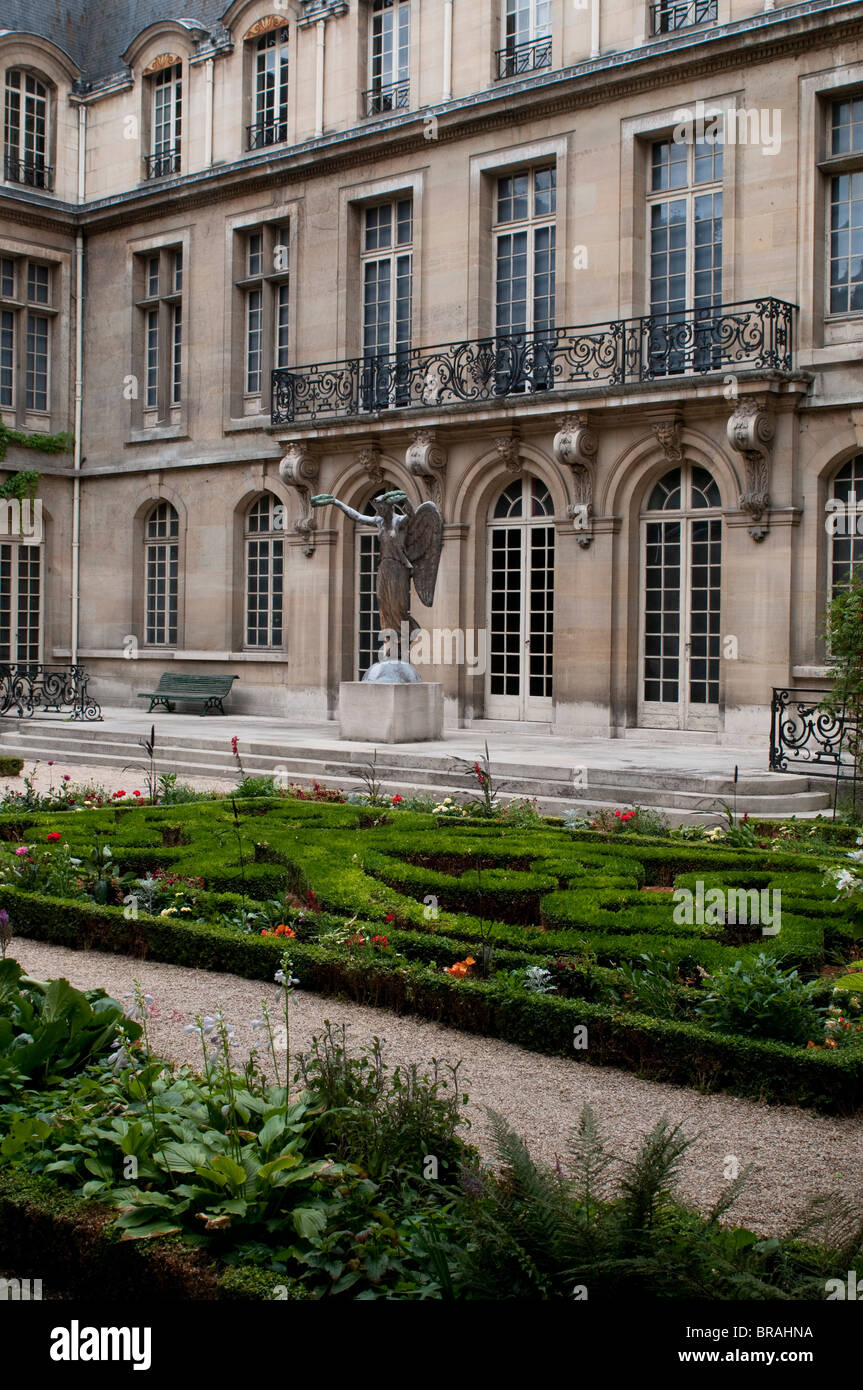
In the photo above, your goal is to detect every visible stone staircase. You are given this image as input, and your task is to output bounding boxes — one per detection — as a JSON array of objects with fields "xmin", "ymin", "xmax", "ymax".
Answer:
[{"xmin": 0, "ymin": 718, "xmax": 834, "ymax": 825}]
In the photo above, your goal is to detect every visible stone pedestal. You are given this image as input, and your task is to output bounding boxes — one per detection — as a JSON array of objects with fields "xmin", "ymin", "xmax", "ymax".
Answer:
[{"xmin": 338, "ymin": 681, "xmax": 444, "ymax": 743}]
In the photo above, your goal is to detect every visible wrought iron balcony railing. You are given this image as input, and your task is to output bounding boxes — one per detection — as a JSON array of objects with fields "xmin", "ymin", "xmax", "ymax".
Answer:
[
  {"xmin": 4, "ymin": 156, "xmax": 54, "ymax": 191},
  {"xmin": 496, "ymin": 35, "xmax": 553, "ymax": 80},
  {"xmin": 144, "ymin": 148, "xmax": 181, "ymax": 180},
  {"xmin": 247, "ymin": 120, "xmax": 289, "ymax": 150},
  {"xmin": 271, "ymin": 298, "xmax": 795, "ymax": 427},
  {"xmin": 364, "ymin": 80, "xmax": 410, "ymax": 116},
  {"xmin": 651, "ymin": 0, "xmax": 717, "ymax": 33},
  {"xmin": 0, "ymin": 664, "xmax": 102, "ymax": 720},
  {"xmin": 770, "ymin": 688, "xmax": 855, "ymax": 784}
]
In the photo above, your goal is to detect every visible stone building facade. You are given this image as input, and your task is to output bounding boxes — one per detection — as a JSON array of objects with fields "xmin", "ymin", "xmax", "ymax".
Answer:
[{"xmin": 0, "ymin": 0, "xmax": 862, "ymax": 738}]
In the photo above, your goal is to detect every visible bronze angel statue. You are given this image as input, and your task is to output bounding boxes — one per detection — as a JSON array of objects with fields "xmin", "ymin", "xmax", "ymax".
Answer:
[{"xmin": 311, "ymin": 490, "xmax": 444, "ymax": 672}]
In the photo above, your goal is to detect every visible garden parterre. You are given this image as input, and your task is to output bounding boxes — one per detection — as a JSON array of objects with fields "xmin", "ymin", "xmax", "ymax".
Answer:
[{"xmin": 1, "ymin": 796, "xmax": 862, "ymax": 1110}]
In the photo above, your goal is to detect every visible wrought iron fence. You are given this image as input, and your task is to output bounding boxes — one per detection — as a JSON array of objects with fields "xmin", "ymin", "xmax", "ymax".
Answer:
[
  {"xmin": 651, "ymin": 0, "xmax": 717, "ymax": 33},
  {"xmin": 144, "ymin": 148, "xmax": 181, "ymax": 179},
  {"xmin": 496, "ymin": 36, "xmax": 553, "ymax": 80},
  {"xmin": 247, "ymin": 121, "xmax": 288, "ymax": 150},
  {"xmin": 769, "ymin": 687, "xmax": 857, "ymax": 781},
  {"xmin": 272, "ymin": 297, "xmax": 795, "ymax": 426},
  {"xmin": 0, "ymin": 664, "xmax": 102, "ymax": 720},
  {"xmin": 364, "ymin": 80, "xmax": 410, "ymax": 116},
  {"xmin": 4, "ymin": 156, "xmax": 53, "ymax": 191}
]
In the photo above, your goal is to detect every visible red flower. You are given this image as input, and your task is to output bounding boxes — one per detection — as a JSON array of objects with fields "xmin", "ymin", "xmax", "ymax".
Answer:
[
  {"xmin": 392, "ymin": 794, "xmax": 403, "ymax": 805},
  {"xmin": 133, "ymin": 790, "xmax": 141, "ymax": 797},
  {"xmin": 112, "ymin": 790, "xmax": 126, "ymax": 799},
  {"xmin": 372, "ymin": 935, "xmax": 389, "ymax": 948},
  {"xmin": 385, "ymin": 913, "xmax": 395, "ymax": 922},
  {"xmin": 46, "ymin": 832, "xmax": 62, "ymax": 842},
  {"xmin": 231, "ymin": 736, "xmax": 239, "ymax": 755}
]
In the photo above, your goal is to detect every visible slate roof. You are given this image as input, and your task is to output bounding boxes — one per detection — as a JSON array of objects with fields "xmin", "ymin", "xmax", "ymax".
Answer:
[{"xmin": 3, "ymin": 0, "xmax": 250, "ymax": 80}]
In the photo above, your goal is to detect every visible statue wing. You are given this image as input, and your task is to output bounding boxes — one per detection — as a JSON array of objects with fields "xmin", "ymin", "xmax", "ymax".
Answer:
[{"xmin": 404, "ymin": 502, "xmax": 443, "ymax": 607}]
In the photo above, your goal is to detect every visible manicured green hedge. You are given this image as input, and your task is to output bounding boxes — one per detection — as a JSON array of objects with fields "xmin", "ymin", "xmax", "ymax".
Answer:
[{"xmin": 0, "ymin": 1168, "xmax": 291, "ymax": 1301}]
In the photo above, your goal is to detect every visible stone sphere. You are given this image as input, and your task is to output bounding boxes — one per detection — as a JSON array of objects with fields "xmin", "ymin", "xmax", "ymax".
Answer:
[{"xmin": 362, "ymin": 660, "xmax": 422, "ymax": 684}]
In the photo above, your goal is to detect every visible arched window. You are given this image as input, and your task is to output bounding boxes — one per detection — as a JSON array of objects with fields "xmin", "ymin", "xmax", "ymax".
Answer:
[
  {"xmin": 249, "ymin": 26, "xmax": 289, "ymax": 149},
  {"xmin": 144, "ymin": 503, "xmax": 179, "ymax": 646},
  {"xmin": 640, "ymin": 464, "xmax": 722, "ymax": 729},
  {"xmin": 829, "ymin": 455, "xmax": 863, "ymax": 596},
  {"xmin": 245, "ymin": 494, "xmax": 284, "ymax": 647},
  {"xmin": 486, "ymin": 475, "xmax": 555, "ymax": 720},
  {"xmin": 4, "ymin": 69, "xmax": 52, "ymax": 190}
]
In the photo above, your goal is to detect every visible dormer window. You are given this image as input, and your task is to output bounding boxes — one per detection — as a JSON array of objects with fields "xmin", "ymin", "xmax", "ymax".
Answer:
[
  {"xmin": 145, "ymin": 64, "xmax": 182, "ymax": 179},
  {"xmin": 4, "ymin": 69, "xmax": 53, "ymax": 191},
  {"xmin": 248, "ymin": 26, "xmax": 289, "ymax": 150}
]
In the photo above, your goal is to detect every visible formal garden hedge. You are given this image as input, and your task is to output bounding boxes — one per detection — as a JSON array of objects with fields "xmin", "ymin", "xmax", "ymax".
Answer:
[{"xmin": 1, "ymin": 796, "xmax": 861, "ymax": 1111}]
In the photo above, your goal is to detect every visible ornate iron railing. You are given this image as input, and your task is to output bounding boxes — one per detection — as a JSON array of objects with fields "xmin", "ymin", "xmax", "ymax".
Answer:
[
  {"xmin": 769, "ymin": 687, "xmax": 856, "ymax": 781},
  {"xmin": 0, "ymin": 664, "xmax": 102, "ymax": 721},
  {"xmin": 4, "ymin": 156, "xmax": 53, "ymax": 191},
  {"xmin": 496, "ymin": 35, "xmax": 553, "ymax": 80},
  {"xmin": 247, "ymin": 120, "xmax": 288, "ymax": 150},
  {"xmin": 651, "ymin": 0, "xmax": 717, "ymax": 33},
  {"xmin": 364, "ymin": 80, "xmax": 410, "ymax": 116},
  {"xmin": 272, "ymin": 297, "xmax": 795, "ymax": 426},
  {"xmin": 144, "ymin": 148, "xmax": 181, "ymax": 179}
]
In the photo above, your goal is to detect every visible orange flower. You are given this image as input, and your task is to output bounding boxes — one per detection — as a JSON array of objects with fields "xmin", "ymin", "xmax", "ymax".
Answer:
[
  {"xmin": 445, "ymin": 955, "xmax": 476, "ymax": 978},
  {"xmin": 275, "ymin": 924, "xmax": 296, "ymax": 938}
]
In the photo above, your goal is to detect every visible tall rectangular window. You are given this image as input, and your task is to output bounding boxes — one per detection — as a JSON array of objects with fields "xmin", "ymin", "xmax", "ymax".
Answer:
[
  {"xmin": 147, "ymin": 66, "xmax": 182, "ymax": 178},
  {"xmin": 367, "ymin": 0, "xmax": 410, "ymax": 115},
  {"xmin": 250, "ymin": 27, "xmax": 289, "ymax": 148},
  {"xmin": 0, "ymin": 542, "xmax": 41, "ymax": 661},
  {"xmin": 237, "ymin": 223, "xmax": 290, "ymax": 408},
  {"xmin": 145, "ymin": 503, "xmax": 179, "ymax": 646},
  {"xmin": 651, "ymin": 0, "xmax": 717, "ymax": 36},
  {"xmin": 361, "ymin": 199, "xmax": 412, "ymax": 408},
  {"xmin": 0, "ymin": 257, "xmax": 53, "ymax": 419},
  {"xmin": 136, "ymin": 245, "xmax": 183, "ymax": 420},
  {"xmin": 647, "ymin": 137, "xmax": 722, "ymax": 371},
  {"xmin": 828, "ymin": 98, "xmax": 863, "ymax": 316},
  {"xmin": 494, "ymin": 167, "xmax": 556, "ymax": 339}
]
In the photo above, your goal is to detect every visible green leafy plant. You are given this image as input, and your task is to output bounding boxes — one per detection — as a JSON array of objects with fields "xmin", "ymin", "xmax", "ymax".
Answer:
[
  {"xmin": 693, "ymin": 953, "xmax": 824, "ymax": 1045},
  {"xmin": 824, "ymin": 570, "xmax": 863, "ymax": 799},
  {"xmin": 0, "ymin": 957, "xmax": 139, "ymax": 1095},
  {"xmin": 609, "ymin": 953, "xmax": 681, "ymax": 1019}
]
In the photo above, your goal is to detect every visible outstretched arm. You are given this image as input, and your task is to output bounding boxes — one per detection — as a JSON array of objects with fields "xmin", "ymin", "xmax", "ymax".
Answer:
[{"xmin": 311, "ymin": 494, "xmax": 378, "ymax": 525}]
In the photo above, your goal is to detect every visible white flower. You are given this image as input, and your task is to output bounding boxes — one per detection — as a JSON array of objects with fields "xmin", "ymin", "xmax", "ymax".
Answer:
[
  {"xmin": 102, "ymin": 845, "xmax": 112, "ymax": 858},
  {"xmin": 274, "ymin": 969, "xmax": 286, "ymax": 985}
]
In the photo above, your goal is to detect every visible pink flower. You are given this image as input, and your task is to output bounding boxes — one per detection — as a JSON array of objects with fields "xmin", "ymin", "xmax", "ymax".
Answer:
[{"xmin": 14, "ymin": 846, "xmax": 29, "ymax": 857}]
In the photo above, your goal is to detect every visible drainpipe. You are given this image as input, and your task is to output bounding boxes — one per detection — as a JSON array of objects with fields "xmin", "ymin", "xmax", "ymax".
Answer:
[
  {"xmin": 204, "ymin": 56, "xmax": 214, "ymax": 166},
  {"xmin": 442, "ymin": 0, "xmax": 453, "ymax": 101},
  {"xmin": 590, "ymin": 0, "xmax": 600, "ymax": 59},
  {"xmin": 71, "ymin": 103, "xmax": 86, "ymax": 666},
  {"xmin": 315, "ymin": 19, "xmax": 325, "ymax": 138}
]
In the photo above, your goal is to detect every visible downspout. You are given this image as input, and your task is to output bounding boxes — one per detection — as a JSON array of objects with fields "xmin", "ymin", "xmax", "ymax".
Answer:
[
  {"xmin": 590, "ymin": 0, "xmax": 600, "ymax": 59},
  {"xmin": 71, "ymin": 102, "xmax": 86, "ymax": 666},
  {"xmin": 315, "ymin": 19, "xmax": 325, "ymax": 138},
  {"xmin": 442, "ymin": 0, "xmax": 453, "ymax": 101},
  {"xmin": 204, "ymin": 56, "xmax": 214, "ymax": 165}
]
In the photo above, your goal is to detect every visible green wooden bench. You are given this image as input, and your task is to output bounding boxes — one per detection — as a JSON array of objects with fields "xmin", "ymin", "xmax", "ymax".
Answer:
[{"xmin": 137, "ymin": 673, "xmax": 239, "ymax": 716}]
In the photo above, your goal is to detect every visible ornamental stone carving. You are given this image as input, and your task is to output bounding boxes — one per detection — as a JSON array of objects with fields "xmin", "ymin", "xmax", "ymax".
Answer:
[
  {"xmin": 278, "ymin": 442, "xmax": 319, "ymax": 556},
  {"xmin": 727, "ymin": 396, "xmax": 775, "ymax": 541},
  {"xmin": 554, "ymin": 415, "xmax": 597, "ymax": 549},
  {"xmin": 406, "ymin": 429, "xmax": 447, "ymax": 510},
  {"xmin": 494, "ymin": 435, "xmax": 521, "ymax": 473},
  {"xmin": 651, "ymin": 419, "xmax": 684, "ymax": 463},
  {"xmin": 356, "ymin": 442, "xmax": 385, "ymax": 487}
]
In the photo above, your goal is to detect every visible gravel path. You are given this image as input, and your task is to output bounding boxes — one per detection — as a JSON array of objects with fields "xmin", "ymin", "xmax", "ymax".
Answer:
[{"xmin": 11, "ymin": 937, "xmax": 863, "ymax": 1239}]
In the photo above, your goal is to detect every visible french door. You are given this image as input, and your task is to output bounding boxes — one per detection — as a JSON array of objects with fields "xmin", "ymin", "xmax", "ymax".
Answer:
[
  {"xmin": 486, "ymin": 476, "xmax": 554, "ymax": 721},
  {"xmin": 639, "ymin": 465, "xmax": 722, "ymax": 731}
]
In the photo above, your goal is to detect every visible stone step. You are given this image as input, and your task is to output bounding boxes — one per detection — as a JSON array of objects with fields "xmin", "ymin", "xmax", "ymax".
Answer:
[{"xmin": 0, "ymin": 732, "xmax": 833, "ymax": 819}]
